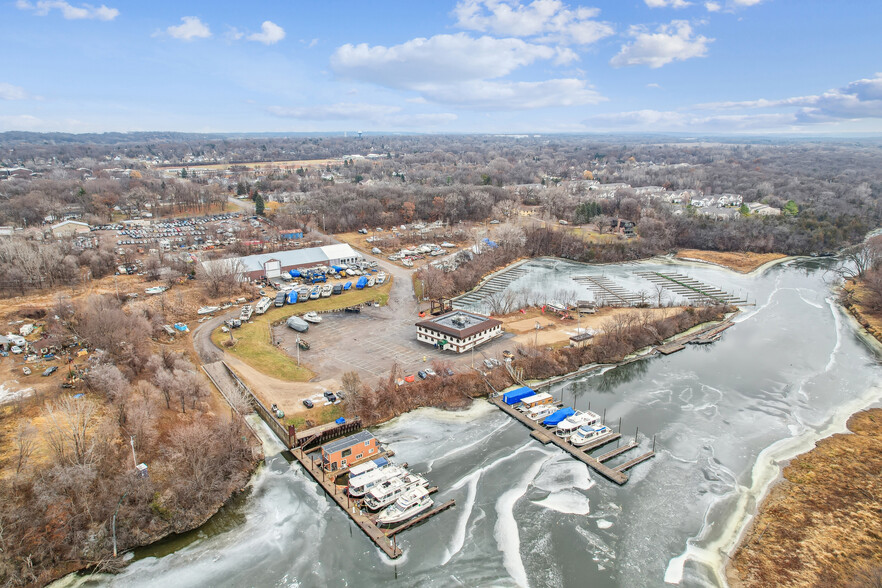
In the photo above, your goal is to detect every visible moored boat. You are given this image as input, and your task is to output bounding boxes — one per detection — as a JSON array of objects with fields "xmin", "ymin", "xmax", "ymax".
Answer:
[
  {"xmin": 376, "ymin": 486, "xmax": 434, "ymax": 526},
  {"xmin": 569, "ymin": 424, "xmax": 614, "ymax": 447},
  {"xmin": 348, "ymin": 465, "xmax": 405, "ymax": 497},
  {"xmin": 554, "ymin": 410, "xmax": 601, "ymax": 439},
  {"xmin": 525, "ymin": 404, "xmax": 559, "ymax": 421},
  {"xmin": 364, "ymin": 472, "xmax": 429, "ymax": 510}
]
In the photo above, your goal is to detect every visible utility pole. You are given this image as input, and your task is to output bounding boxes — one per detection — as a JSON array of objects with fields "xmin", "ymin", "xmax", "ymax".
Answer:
[
  {"xmin": 296, "ymin": 336, "xmax": 301, "ymax": 365},
  {"xmin": 129, "ymin": 435, "xmax": 137, "ymax": 468}
]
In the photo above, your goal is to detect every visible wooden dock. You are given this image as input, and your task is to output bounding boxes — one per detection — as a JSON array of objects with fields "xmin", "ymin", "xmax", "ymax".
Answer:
[
  {"xmin": 489, "ymin": 397, "xmax": 656, "ymax": 485},
  {"xmin": 597, "ymin": 441, "xmax": 638, "ymax": 462},
  {"xmin": 384, "ymin": 500, "xmax": 456, "ymax": 537},
  {"xmin": 292, "ymin": 447, "xmax": 402, "ymax": 558},
  {"xmin": 291, "ymin": 448, "xmax": 455, "ymax": 559}
]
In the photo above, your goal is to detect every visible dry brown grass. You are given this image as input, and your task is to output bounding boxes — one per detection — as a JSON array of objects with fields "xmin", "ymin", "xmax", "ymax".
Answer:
[
  {"xmin": 675, "ymin": 249, "xmax": 787, "ymax": 273},
  {"xmin": 728, "ymin": 408, "xmax": 882, "ymax": 588}
]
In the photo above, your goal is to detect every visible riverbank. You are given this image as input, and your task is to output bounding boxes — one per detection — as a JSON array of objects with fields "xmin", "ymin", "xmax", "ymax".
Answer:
[
  {"xmin": 674, "ymin": 250, "xmax": 788, "ymax": 273},
  {"xmin": 726, "ymin": 408, "xmax": 882, "ymax": 587}
]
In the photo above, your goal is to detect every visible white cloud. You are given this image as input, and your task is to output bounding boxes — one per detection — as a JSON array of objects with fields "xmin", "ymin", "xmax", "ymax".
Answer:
[
  {"xmin": 331, "ymin": 33, "xmax": 557, "ymax": 87},
  {"xmin": 646, "ymin": 82, "xmax": 662, "ymax": 89},
  {"xmin": 705, "ymin": 2, "xmax": 721, "ymax": 11},
  {"xmin": 268, "ymin": 103, "xmax": 402, "ymax": 121},
  {"xmin": 416, "ymin": 78, "xmax": 604, "ymax": 109},
  {"xmin": 16, "ymin": 0, "xmax": 118, "ymax": 20},
  {"xmin": 586, "ymin": 109, "xmax": 794, "ymax": 131},
  {"xmin": 645, "ymin": 0, "xmax": 692, "ymax": 8},
  {"xmin": 610, "ymin": 20, "xmax": 712, "ymax": 68},
  {"xmin": 166, "ymin": 16, "xmax": 211, "ymax": 41},
  {"xmin": 247, "ymin": 21, "xmax": 285, "ymax": 45},
  {"xmin": 453, "ymin": 0, "xmax": 614, "ymax": 45},
  {"xmin": 266, "ymin": 103, "xmax": 457, "ymax": 128},
  {"xmin": 0, "ymin": 83, "xmax": 30, "ymax": 100}
]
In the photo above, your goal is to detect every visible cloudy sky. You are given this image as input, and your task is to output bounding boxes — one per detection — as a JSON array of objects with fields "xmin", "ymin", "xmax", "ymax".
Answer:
[{"xmin": 2, "ymin": 0, "xmax": 881, "ymax": 134}]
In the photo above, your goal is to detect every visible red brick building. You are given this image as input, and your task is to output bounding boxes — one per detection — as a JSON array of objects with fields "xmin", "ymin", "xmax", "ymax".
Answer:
[{"xmin": 321, "ymin": 430, "xmax": 379, "ymax": 472}]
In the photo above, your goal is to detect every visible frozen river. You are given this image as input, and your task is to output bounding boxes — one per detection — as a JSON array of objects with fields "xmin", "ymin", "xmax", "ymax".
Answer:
[{"xmin": 63, "ymin": 257, "xmax": 882, "ymax": 588}]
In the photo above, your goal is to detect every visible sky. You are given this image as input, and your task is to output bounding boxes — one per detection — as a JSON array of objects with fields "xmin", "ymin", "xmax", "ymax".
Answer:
[{"xmin": 1, "ymin": 0, "xmax": 881, "ymax": 135}]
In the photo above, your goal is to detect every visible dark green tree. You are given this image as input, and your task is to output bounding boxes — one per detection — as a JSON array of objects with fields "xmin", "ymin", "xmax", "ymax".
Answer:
[{"xmin": 254, "ymin": 192, "xmax": 265, "ymax": 216}]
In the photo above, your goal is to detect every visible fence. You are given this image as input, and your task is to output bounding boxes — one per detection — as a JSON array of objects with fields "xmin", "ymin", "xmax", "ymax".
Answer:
[{"xmin": 221, "ymin": 361, "xmax": 295, "ymax": 448}]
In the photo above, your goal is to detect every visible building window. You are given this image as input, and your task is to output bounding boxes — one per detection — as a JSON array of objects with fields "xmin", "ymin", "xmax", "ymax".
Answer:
[
  {"xmin": 356, "ymin": 453, "xmax": 363, "ymax": 460},
  {"xmin": 364, "ymin": 440, "xmax": 370, "ymax": 446},
  {"xmin": 342, "ymin": 448, "xmax": 351, "ymax": 457}
]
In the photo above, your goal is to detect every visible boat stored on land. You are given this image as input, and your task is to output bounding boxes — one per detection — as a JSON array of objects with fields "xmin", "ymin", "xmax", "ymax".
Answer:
[
  {"xmin": 145, "ymin": 286, "xmax": 168, "ymax": 295},
  {"xmin": 302, "ymin": 311, "xmax": 322, "ymax": 324},
  {"xmin": 309, "ymin": 287, "xmax": 321, "ymax": 300},
  {"xmin": 376, "ymin": 486, "xmax": 434, "ymax": 526},
  {"xmin": 286, "ymin": 316, "xmax": 309, "ymax": 332},
  {"xmin": 287, "ymin": 290, "xmax": 298, "ymax": 304},
  {"xmin": 364, "ymin": 473, "xmax": 429, "ymax": 511},
  {"xmin": 554, "ymin": 410, "xmax": 601, "ymax": 439},
  {"xmin": 254, "ymin": 297, "xmax": 272, "ymax": 315},
  {"xmin": 570, "ymin": 424, "xmax": 614, "ymax": 447},
  {"xmin": 355, "ymin": 276, "xmax": 368, "ymax": 290},
  {"xmin": 239, "ymin": 305, "xmax": 253, "ymax": 321},
  {"xmin": 197, "ymin": 305, "xmax": 219, "ymax": 315},
  {"xmin": 343, "ymin": 281, "xmax": 352, "ymax": 291},
  {"xmin": 321, "ymin": 284, "xmax": 333, "ymax": 297},
  {"xmin": 298, "ymin": 286, "xmax": 311, "ymax": 302},
  {"xmin": 367, "ymin": 277, "xmax": 375, "ymax": 287}
]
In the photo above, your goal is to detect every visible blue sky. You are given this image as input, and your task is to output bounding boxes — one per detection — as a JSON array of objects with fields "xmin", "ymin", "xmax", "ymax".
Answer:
[{"xmin": 2, "ymin": 0, "xmax": 881, "ymax": 134}]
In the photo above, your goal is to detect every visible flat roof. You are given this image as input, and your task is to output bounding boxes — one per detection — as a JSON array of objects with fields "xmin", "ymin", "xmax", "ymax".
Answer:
[
  {"xmin": 416, "ymin": 310, "xmax": 501, "ymax": 339},
  {"xmin": 202, "ymin": 243, "xmax": 362, "ymax": 274},
  {"xmin": 322, "ymin": 430, "xmax": 375, "ymax": 455}
]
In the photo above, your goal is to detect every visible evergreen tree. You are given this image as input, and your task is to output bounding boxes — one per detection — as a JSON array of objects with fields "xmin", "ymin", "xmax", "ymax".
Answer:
[{"xmin": 254, "ymin": 192, "xmax": 265, "ymax": 216}]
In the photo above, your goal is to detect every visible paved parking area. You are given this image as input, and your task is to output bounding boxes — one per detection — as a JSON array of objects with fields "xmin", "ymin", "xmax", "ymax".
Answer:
[{"xmin": 273, "ymin": 305, "xmax": 516, "ymax": 380}]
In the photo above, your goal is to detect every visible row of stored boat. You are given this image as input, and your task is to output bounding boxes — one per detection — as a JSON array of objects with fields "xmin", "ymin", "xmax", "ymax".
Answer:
[
  {"xmin": 504, "ymin": 387, "xmax": 615, "ymax": 447},
  {"xmin": 346, "ymin": 458, "xmax": 434, "ymax": 525}
]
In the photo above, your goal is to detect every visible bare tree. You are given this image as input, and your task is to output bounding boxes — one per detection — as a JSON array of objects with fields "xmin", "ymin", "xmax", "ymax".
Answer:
[
  {"xmin": 341, "ymin": 371, "xmax": 361, "ymax": 398},
  {"xmin": 200, "ymin": 257, "xmax": 246, "ymax": 296},
  {"xmin": 14, "ymin": 424, "xmax": 37, "ymax": 474},
  {"xmin": 43, "ymin": 396, "xmax": 98, "ymax": 466}
]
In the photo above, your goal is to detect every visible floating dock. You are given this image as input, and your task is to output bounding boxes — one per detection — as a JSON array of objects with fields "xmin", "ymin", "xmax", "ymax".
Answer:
[
  {"xmin": 291, "ymin": 447, "xmax": 454, "ymax": 559},
  {"xmin": 490, "ymin": 397, "xmax": 654, "ymax": 485}
]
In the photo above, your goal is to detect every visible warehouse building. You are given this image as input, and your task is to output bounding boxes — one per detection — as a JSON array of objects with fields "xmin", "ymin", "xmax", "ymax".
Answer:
[
  {"xmin": 49, "ymin": 220, "xmax": 90, "ymax": 238},
  {"xmin": 415, "ymin": 310, "xmax": 503, "ymax": 353},
  {"xmin": 201, "ymin": 243, "xmax": 362, "ymax": 281}
]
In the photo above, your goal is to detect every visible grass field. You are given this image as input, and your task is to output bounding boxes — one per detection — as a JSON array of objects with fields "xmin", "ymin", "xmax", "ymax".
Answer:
[
  {"xmin": 211, "ymin": 279, "xmax": 393, "ymax": 381},
  {"xmin": 285, "ymin": 403, "xmax": 346, "ymax": 429}
]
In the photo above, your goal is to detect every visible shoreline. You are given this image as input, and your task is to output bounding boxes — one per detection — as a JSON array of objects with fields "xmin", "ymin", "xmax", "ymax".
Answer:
[{"xmin": 718, "ymin": 295, "xmax": 882, "ymax": 587}]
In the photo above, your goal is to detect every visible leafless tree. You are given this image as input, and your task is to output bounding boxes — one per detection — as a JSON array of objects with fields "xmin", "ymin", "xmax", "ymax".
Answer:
[
  {"xmin": 14, "ymin": 424, "xmax": 37, "ymax": 474},
  {"xmin": 341, "ymin": 371, "xmax": 361, "ymax": 398},
  {"xmin": 43, "ymin": 396, "xmax": 98, "ymax": 466}
]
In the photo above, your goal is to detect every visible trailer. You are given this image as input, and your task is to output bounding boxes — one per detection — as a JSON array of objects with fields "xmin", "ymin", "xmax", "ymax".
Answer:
[{"xmin": 254, "ymin": 296, "xmax": 272, "ymax": 315}]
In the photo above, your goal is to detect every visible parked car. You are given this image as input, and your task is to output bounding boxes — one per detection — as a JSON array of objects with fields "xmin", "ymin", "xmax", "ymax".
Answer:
[
  {"xmin": 483, "ymin": 359, "xmax": 494, "ymax": 369},
  {"xmin": 10, "ymin": 346, "xmax": 22, "ymax": 354},
  {"xmin": 336, "ymin": 391, "xmax": 345, "ymax": 400},
  {"xmin": 42, "ymin": 366, "xmax": 58, "ymax": 376},
  {"xmin": 445, "ymin": 368, "xmax": 455, "ymax": 376},
  {"xmin": 424, "ymin": 368, "xmax": 436, "ymax": 377},
  {"xmin": 325, "ymin": 393, "xmax": 337, "ymax": 403},
  {"xmin": 302, "ymin": 399, "xmax": 314, "ymax": 409},
  {"xmin": 417, "ymin": 370, "xmax": 427, "ymax": 379}
]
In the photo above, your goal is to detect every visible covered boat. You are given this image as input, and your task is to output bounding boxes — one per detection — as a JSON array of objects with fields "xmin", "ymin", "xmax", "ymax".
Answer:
[
  {"xmin": 543, "ymin": 407, "xmax": 575, "ymax": 427},
  {"xmin": 286, "ymin": 316, "xmax": 309, "ymax": 332},
  {"xmin": 287, "ymin": 290, "xmax": 298, "ymax": 304},
  {"xmin": 343, "ymin": 281, "xmax": 352, "ymax": 290},
  {"xmin": 355, "ymin": 276, "xmax": 368, "ymax": 290},
  {"xmin": 288, "ymin": 269, "xmax": 301, "ymax": 278},
  {"xmin": 502, "ymin": 386, "xmax": 534, "ymax": 405}
]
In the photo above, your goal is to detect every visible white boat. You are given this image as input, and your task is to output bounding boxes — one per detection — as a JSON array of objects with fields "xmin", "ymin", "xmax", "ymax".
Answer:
[
  {"xmin": 348, "ymin": 465, "xmax": 406, "ymax": 498},
  {"xmin": 309, "ymin": 287, "xmax": 321, "ymax": 300},
  {"xmin": 302, "ymin": 311, "xmax": 322, "ymax": 324},
  {"xmin": 367, "ymin": 277, "xmax": 375, "ymax": 287},
  {"xmin": 402, "ymin": 259, "xmax": 413, "ymax": 268},
  {"xmin": 525, "ymin": 404, "xmax": 559, "ymax": 421},
  {"xmin": 197, "ymin": 305, "xmax": 219, "ymax": 315},
  {"xmin": 145, "ymin": 286, "xmax": 167, "ymax": 295},
  {"xmin": 239, "ymin": 305, "xmax": 253, "ymax": 321},
  {"xmin": 376, "ymin": 486, "xmax": 434, "ymax": 526},
  {"xmin": 554, "ymin": 410, "xmax": 602, "ymax": 439},
  {"xmin": 364, "ymin": 472, "xmax": 429, "ymax": 510},
  {"xmin": 254, "ymin": 296, "xmax": 272, "ymax": 315},
  {"xmin": 22, "ymin": 366, "xmax": 31, "ymax": 376},
  {"xmin": 321, "ymin": 284, "xmax": 333, "ymax": 297},
  {"xmin": 570, "ymin": 424, "xmax": 614, "ymax": 447},
  {"xmin": 377, "ymin": 272, "xmax": 386, "ymax": 284}
]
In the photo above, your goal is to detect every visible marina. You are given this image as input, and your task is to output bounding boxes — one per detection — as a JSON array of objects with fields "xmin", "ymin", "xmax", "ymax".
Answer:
[{"xmin": 489, "ymin": 395, "xmax": 654, "ymax": 485}]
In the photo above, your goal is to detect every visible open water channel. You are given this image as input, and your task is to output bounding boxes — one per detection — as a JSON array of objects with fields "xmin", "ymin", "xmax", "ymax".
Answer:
[{"xmin": 60, "ymin": 257, "xmax": 882, "ymax": 588}]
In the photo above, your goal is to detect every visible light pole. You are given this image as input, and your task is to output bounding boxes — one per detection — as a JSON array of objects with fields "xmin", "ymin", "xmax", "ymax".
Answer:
[{"xmin": 129, "ymin": 435, "xmax": 137, "ymax": 468}]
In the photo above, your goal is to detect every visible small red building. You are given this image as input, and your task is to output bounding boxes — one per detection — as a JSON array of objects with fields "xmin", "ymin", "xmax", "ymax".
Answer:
[{"xmin": 321, "ymin": 430, "xmax": 379, "ymax": 472}]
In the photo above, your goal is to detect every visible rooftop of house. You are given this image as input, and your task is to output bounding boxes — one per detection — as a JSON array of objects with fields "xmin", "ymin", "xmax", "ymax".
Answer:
[{"xmin": 321, "ymin": 430, "xmax": 376, "ymax": 455}]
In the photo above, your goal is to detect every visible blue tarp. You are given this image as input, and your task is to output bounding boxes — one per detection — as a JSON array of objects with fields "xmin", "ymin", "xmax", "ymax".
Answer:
[
  {"xmin": 543, "ymin": 407, "xmax": 575, "ymax": 427},
  {"xmin": 335, "ymin": 417, "xmax": 346, "ymax": 424},
  {"xmin": 355, "ymin": 276, "xmax": 368, "ymax": 289},
  {"xmin": 287, "ymin": 290, "xmax": 298, "ymax": 304},
  {"xmin": 502, "ymin": 386, "xmax": 534, "ymax": 405},
  {"xmin": 289, "ymin": 269, "xmax": 301, "ymax": 278},
  {"xmin": 482, "ymin": 237, "xmax": 499, "ymax": 249},
  {"xmin": 343, "ymin": 281, "xmax": 352, "ymax": 290},
  {"xmin": 331, "ymin": 265, "xmax": 344, "ymax": 272},
  {"xmin": 372, "ymin": 457, "xmax": 388, "ymax": 467}
]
